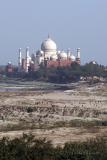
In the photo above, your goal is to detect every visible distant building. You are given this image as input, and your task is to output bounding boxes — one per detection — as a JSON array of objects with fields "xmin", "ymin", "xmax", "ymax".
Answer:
[
  {"xmin": 18, "ymin": 35, "xmax": 81, "ymax": 72},
  {"xmin": 6, "ymin": 62, "xmax": 13, "ymax": 73}
]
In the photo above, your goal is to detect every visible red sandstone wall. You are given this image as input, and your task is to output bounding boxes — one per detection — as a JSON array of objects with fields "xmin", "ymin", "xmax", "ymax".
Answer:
[{"xmin": 46, "ymin": 59, "xmax": 77, "ymax": 68}]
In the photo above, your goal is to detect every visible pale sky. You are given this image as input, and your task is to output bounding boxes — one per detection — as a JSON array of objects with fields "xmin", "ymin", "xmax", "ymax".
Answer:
[{"xmin": 0, "ymin": 0, "xmax": 107, "ymax": 65}]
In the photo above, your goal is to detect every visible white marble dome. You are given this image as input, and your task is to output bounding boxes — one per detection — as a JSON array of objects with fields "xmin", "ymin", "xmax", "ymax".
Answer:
[
  {"xmin": 30, "ymin": 61, "xmax": 34, "ymax": 64},
  {"xmin": 71, "ymin": 55, "xmax": 76, "ymax": 61},
  {"xmin": 50, "ymin": 55, "xmax": 58, "ymax": 60},
  {"xmin": 8, "ymin": 61, "xmax": 12, "ymax": 65},
  {"xmin": 36, "ymin": 50, "xmax": 44, "ymax": 56},
  {"xmin": 41, "ymin": 36, "xmax": 57, "ymax": 51},
  {"xmin": 60, "ymin": 51, "xmax": 67, "ymax": 59}
]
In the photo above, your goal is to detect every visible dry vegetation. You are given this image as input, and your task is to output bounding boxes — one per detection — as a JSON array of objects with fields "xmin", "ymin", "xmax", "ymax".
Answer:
[{"xmin": 0, "ymin": 81, "xmax": 107, "ymax": 146}]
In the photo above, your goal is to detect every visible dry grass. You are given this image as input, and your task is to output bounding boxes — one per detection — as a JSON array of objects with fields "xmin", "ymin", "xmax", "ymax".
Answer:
[{"xmin": 0, "ymin": 81, "xmax": 107, "ymax": 144}]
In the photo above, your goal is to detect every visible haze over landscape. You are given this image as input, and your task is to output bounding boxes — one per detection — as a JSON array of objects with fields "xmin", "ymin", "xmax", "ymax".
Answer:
[
  {"xmin": 0, "ymin": 0, "xmax": 107, "ymax": 65},
  {"xmin": 0, "ymin": 1, "xmax": 107, "ymax": 159}
]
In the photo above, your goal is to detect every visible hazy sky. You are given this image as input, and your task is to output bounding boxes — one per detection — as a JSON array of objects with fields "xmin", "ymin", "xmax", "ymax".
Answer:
[{"xmin": 0, "ymin": 0, "xmax": 107, "ymax": 65}]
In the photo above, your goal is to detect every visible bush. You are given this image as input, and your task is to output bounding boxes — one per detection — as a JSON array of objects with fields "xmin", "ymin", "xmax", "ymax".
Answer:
[
  {"xmin": 0, "ymin": 134, "xmax": 106, "ymax": 160},
  {"xmin": 27, "ymin": 107, "xmax": 33, "ymax": 113}
]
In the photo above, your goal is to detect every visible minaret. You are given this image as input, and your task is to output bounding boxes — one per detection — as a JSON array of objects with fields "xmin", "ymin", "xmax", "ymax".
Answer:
[
  {"xmin": 48, "ymin": 33, "xmax": 51, "ymax": 39},
  {"xmin": 25, "ymin": 47, "xmax": 30, "ymax": 72},
  {"xmin": 77, "ymin": 48, "xmax": 80, "ymax": 59},
  {"xmin": 76, "ymin": 48, "xmax": 80, "ymax": 64},
  {"xmin": 67, "ymin": 48, "xmax": 71, "ymax": 59},
  {"xmin": 18, "ymin": 48, "xmax": 22, "ymax": 72}
]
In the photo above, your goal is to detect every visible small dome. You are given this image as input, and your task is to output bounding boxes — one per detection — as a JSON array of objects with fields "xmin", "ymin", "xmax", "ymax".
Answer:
[
  {"xmin": 71, "ymin": 55, "xmax": 76, "ymax": 61},
  {"xmin": 60, "ymin": 51, "xmax": 67, "ymax": 59},
  {"xmin": 36, "ymin": 50, "xmax": 40, "ymax": 56},
  {"xmin": 36, "ymin": 50, "xmax": 44, "ymax": 56},
  {"xmin": 40, "ymin": 50, "xmax": 44, "ymax": 56},
  {"xmin": 41, "ymin": 36, "xmax": 57, "ymax": 51},
  {"xmin": 91, "ymin": 61, "xmax": 97, "ymax": 65},
  {"xmin": 57, "ymin": 50, "xmax": 61, "ymax": 54},
  {"xmin": 30, "ymin": 61, "xmax": 34, "ymax": 64},
  {"xmin": 50, "ymin": 55, "xmax": 58, "ymax": 60},
  {"xmin": 8, "ymin": 61, "xmax": 12, "ymax": 65}
]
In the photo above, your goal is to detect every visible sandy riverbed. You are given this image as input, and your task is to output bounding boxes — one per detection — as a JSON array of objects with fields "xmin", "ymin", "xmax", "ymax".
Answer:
[{"xmin": 0, "ymin": 81, "xmax": 107, "ymax": 145}]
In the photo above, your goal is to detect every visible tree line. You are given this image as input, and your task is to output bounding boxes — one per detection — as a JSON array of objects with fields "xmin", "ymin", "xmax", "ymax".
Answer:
[
  {"xmin": 0, "ymin": 134, "xmax": 106, "ymax": 160},
  {"xmin": 5, "ymin": 62, "xmax": 107, "ymax": 83},
  {"xmin": 23, "ymin": 62, "xmax": 107, "ymax": 83}
]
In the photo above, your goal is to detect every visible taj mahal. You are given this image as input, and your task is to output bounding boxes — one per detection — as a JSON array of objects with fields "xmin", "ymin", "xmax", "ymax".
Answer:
[{"xmin": 18, "ymin": 35, "xmax": 80, "ymax": 72}]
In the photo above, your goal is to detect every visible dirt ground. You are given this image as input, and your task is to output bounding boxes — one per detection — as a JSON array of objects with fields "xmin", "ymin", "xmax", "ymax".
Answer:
[{"xmin": 0, "ymin": 81, "xmax": 107, "ymax": 146}]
